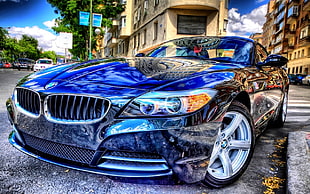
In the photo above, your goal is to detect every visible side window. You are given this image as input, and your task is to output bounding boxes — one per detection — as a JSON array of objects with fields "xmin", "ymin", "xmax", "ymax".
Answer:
[{"xmin": 255, "ymin": 43, "xmax": 268, "ymax": 63}]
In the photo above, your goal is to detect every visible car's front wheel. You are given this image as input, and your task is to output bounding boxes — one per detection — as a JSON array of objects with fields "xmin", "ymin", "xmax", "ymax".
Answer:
[{"xmin": 203, "ymin": 101, "xmax": 255, "ymax": 188}]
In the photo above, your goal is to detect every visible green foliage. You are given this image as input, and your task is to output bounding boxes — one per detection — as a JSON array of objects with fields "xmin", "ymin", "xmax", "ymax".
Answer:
[
  {"xmin": 40, "ymin": 51, "xmax": 57, "ymax": 63},
  {"xmin": 0, "ymin": 28, "xmax": 41, "ymax": 62},
  {"xmin": 47, "ymin": 0, "xmax": 125, "ymax": 60},
  {"xmin": 0, "ymin": 27, "xmax": 9, "ymax": 50}
]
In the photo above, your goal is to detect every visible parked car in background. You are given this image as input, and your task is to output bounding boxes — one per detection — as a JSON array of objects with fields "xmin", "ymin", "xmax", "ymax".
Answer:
[
  {"xmin": 302, "ymin": 75, "xmax": 310, "ymax": 85},
  {"xmin": 13, "ymin": 58, "xmax": 35, "ymax": 71},
  {"xmin": 3, "ymin": 62, "xmax": 12, "ymax": 68},
  {"xmin": 7, "ymin": 36, "xmax": 289, "ymax": 188},
  {"xmin": 33, "ymin": 58, "xmax": 54, "ymax": 72},
  {"xmin": 288, "ymin": 74, "xmax": 306, "ymax": 85}
]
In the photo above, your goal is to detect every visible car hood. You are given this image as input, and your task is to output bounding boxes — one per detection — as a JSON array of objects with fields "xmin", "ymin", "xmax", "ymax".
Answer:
[{"xmin": 18, "ymin": 57, "xmax": 240, "ymax": 97}]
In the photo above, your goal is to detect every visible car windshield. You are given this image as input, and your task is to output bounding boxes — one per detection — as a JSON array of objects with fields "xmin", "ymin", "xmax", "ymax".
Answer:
[
  {"xmin": 37, "ymin": 60, "xmax": 52, "ymax": 64},
  {"xmin": 146, "ymin": 37, "xmax": 252, "ymax": 65}
]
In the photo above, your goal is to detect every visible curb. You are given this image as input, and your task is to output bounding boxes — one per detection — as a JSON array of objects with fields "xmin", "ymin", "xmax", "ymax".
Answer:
[{"xmin": 287, "ymin": 130, "xmax": 310, "ymax": 194}]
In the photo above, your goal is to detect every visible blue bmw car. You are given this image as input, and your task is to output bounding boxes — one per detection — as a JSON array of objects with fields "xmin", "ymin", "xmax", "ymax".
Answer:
[{"xmin": 6, "ymin": 36, "xmax": 289, "ymax": 188}]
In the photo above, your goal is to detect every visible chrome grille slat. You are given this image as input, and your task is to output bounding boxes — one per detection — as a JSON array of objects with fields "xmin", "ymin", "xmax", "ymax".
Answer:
[
  {"xmin": 15, "ymin": 88, "xmax": 41, "ymax": 117},
  {"xmin": 45, "ymin": 94, "xmax": 110, "ymax": 124},
  {"xmin": 76, "ymin": 96, "xmax": 82, "ymax": 120}
]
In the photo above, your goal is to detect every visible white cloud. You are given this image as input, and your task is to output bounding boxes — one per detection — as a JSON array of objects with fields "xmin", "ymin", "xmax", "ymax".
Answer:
[
  {"xmin": 227, "ymin": 4, "xmax": 267, "ymax": 37},
  {"xmin": 43, "ymin": 19, "xmax": 58, "ymax": 29},
  {"xmin": 256, "ymin": 0, "xmax": 266, "ymax": 3},
  {"xmin": 7, "ymin": 22, "xmax": 66, "ymax": 55}
]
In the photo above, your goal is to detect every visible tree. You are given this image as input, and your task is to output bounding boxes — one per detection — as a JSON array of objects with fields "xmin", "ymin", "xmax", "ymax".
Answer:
[
  {"xmin": 47, "ymin": 0, "xmax": 125, "ymax": 60},
  {"xmin": 19, "ymin": 35, "xmax": 40, "ymax": 60},
  {"xmin": 40, "ymin": 51, "xmax": 57, "ymax": 63},
  {"xmin": 0, "ymin": 28, "xmax": 41, "ymax": 62},
  {"xmin": 0, "ymin": 27, "xmax": 9, "ymax": 51}
]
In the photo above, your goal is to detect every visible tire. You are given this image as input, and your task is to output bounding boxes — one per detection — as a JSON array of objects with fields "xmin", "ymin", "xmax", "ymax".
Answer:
[
  {"xmin": 202, "ymin": 101, "xmax": 255, "ymax": 188},
  {"xmin": 270, "ymin": 92, "xmax": 288, "ymax": 128}
]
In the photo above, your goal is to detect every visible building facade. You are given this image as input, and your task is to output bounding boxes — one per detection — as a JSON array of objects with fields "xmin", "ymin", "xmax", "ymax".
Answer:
[
  {"xmin": 263, "ymin": 0, "xmax": 310, "ymax": 75},
  {"xmin": 104, "ymin": 0, "xmax": 229, "ymax": 57}
]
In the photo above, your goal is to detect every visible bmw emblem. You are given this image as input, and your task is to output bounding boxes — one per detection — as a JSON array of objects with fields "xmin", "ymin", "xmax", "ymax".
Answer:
[{"xmin": 45, "ymin": 82, "xmax": 58, "ymax": 89}]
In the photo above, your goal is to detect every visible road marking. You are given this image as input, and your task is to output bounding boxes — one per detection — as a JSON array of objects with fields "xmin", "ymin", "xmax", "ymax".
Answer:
[{"xmin": 288, "ymin": 104, "xmax": 310, "ymax": 107}]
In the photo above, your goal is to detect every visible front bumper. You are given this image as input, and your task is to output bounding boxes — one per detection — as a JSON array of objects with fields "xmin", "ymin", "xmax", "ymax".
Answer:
[
  {"xmin": 8, "ymin": 117, "xmax": 221, "ymax": 183},
  {"xmin": 7, "ymin": 93, "xmax": 222, "ymax": 183},
  {"xmin": 9, "ymin": 129, "xmax": 173, "ymax": 177}
]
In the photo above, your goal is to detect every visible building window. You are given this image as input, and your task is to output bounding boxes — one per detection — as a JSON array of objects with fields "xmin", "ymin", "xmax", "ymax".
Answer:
[
  {"xmin": 120, "ymin": 16, "xmax": 126, "ymax": 28},
  {"xmin": 143, "ymin": 29, "xmax": 147, "ymax": 45},
  {"xmin": 137, "ymin": 33, "xmax": 140, "ymax": 49},
  {"xmin": 153, "ymin": 21, "xmax": 158, "ymax": 40},
  {"xmin": 300, "ymin": 66, "xmax": 303, "ymax": 74},
  {"xmin": 134, "ymin": 11, "xmax": 138, "ymax": 24},
  {"xmin": 288, "ymin": 5, "xmax": 298, "ymax": 18},
  {"xmin": 300, "ymin": 26, "xmax": 310, "ymax": 39},
  {"xmin": 224, "ymin": 0, "xmax": 229, "ymax": 9},
  {"xmin": 137, "ymin": 6, "xmax": 141, "ymax": 22},
  {"xmin": 224, "ymin": 19, "xmax": 228, "ymax": 32},
  {"xmin": 144, "ymin": 0, "xmax": 148, "ymax": 12},
  {"xmin": 302, "ymin": 49, "xmax": 304, "ymax": 57},
  {"xmin": 177, "ymin": 15, "xmax": 207, "ymax": 35},
  {"xmin": 133, "ymin": 35, "xmax": 136, "ymax": 48},
  {"xmin": 154, "ymin": 0, "xmax": 159, "ymax": 6}
]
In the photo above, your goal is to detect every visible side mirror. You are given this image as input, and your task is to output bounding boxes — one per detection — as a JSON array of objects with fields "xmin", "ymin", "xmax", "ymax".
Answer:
[
  {"xmin": 260, "ymin": 54, "xmax": 288, "ymax": 67},
  {"xmin": 135, "ymin": 53, "xmax": 145, "ymax": 57}
]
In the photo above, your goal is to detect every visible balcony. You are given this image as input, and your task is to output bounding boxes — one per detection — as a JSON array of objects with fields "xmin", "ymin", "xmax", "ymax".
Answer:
[
  {"xmin": 119, "ymin": 27, "xmax": 130, "ymax": 39},
  {"xmin": 288, "ymin": 0, "xmax": 300, "ymax": 4},
  {"xmin": 288, "ymin": 45, "xmax": 295, "ymax": 51},
  {"xmin": 107, "ymin": 37, "xmax": 118, "ymax": 48},
  {"xmin": 108, "ymin": 20, "xmax": 119, "ymax": 33},
  {"xmin": 167, "ymin": 0, "xmax": 219, "ymax": 11},
  {"xmin": 285, "ymin": 30, "xmax": 296, "ymax": 38},
  {"xmin": 299, "ymin": 36, "xmax": 310, "ymax": 47},
  {"xmin": 303, "ymin": 0, "xmax": 310, "ymax": 11},
  {"xmin": 287, "ymin": 14, "xmax": 298, "ymax": 24},
  {"xmin": 301, "ymin": 19, "xmax": 310, "ymax": 29}
]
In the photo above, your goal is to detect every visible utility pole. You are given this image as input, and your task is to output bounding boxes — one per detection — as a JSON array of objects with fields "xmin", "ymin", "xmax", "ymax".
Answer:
[{"xmin": 88, "ymin": 0, "xmax": 93, "ymax": 60}]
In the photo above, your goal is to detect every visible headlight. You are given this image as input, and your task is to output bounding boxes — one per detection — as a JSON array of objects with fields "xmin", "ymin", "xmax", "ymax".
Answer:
[{"xmin": 120, "ymin": 89, "xmax": 217, "ymax": 117}]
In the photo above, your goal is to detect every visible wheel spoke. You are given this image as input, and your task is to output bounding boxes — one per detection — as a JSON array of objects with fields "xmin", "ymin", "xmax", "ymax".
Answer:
[
  {"xmin": 219, "ymin": 150, "xmax": 233, "ymax": 177},
  {"xmin": 209, "ymin": 143, "xmax": 221, "ymax": 165},
  {"xmin": 229, "ymin": 140, "xmax": 251, "ymax": 150},
  {"xmin": 223, "ymin": 113, "xmax": 243, "ymax": 138}
]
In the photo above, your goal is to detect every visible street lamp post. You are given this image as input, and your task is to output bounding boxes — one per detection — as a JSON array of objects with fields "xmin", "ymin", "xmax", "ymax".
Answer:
[{"xmin": 88, "ymin": 0, "xmax": 93, "ymax": 60}]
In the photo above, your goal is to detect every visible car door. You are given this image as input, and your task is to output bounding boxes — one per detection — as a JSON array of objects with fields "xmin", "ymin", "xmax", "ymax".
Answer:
[{"xmin": 254, "ymin": 43, "xmax": 284, "ymax": 129}]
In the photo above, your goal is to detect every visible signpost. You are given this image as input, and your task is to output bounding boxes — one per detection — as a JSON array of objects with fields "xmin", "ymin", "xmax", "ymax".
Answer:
[
  {"xmin": 56, "ymin": 32, "xmax": 73, "ymax": 63},
  {"xmin": 79, "ymin": 2, "xmax": 102, "ymax": 60}
]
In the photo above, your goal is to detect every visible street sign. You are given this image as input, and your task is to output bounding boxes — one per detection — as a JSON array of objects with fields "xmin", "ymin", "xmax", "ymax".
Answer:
[
  {"xmin": 93, "ymin": 13, "xmax": 102, "ymax": 27},
  {"xmin": 57, "ymin": 32, "xmax": 73, "ymax": 49},
  {"xmin": 79, "ymin": 11, "xmax": 102, "ymax": 27},
  {"xmin": 79, "ymin": 11, "xmax": 90, "ymax": 26}
]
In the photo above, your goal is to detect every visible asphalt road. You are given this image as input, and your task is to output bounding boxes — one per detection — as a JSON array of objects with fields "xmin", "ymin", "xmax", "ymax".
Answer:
[{"xmin": 0, "ymin": 68, "xmax": 309, "ymax": 194}]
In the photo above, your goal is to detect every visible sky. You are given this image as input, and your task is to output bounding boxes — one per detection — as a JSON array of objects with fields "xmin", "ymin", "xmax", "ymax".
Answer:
[{"xmin": 0, "ymin": 0, "xmax": 270, "ymax": 55}]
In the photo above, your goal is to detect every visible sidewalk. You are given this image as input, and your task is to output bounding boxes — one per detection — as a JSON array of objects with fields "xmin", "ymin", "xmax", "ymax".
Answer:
[{"xmin": 287, "ymin": 124, "xmax": 310, "ymax": 194}]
